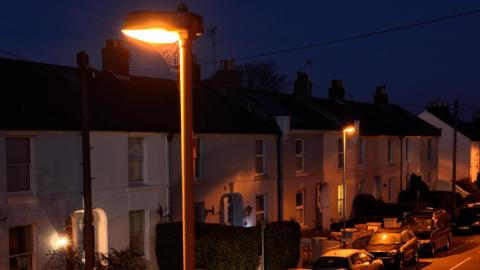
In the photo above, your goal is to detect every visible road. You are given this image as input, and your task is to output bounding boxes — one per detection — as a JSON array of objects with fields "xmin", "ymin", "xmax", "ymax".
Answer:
[{"xmin": 406, "ymin": 234, "xmax": 480, "ymax": 270}]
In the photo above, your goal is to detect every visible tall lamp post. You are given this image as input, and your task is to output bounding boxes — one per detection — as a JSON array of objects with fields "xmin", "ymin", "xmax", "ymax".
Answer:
[
  {"xmin": 122, "ymin": 5, "xmax": 203, "ymax": 270},
  {"xmin": 342, "ymin": 125, "xmax": 356, "ymax": 248}
]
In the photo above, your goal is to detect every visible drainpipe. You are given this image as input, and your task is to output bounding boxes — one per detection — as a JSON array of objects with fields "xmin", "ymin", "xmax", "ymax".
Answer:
[
  {"xmin": 400, "ymin": 136, "xmax": 404, "ymax": 192},
  {"xmin": 276, "ymin": 133, "xmax": 284, "ymax": 221},
  {"xmin": 167, "ymin": 133, "xmax": 173, "ymax": 222}
]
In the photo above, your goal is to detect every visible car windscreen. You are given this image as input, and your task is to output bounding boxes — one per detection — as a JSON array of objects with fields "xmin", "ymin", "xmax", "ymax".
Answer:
[
  {"xmin": 404, "ymin": 217, "xmax": 432, "ymax": 231},
  {"xmin": 314, "ymin": 257, "xmax": 349, "ymax": 269},
  {"xmin": 369, "ymin": 232, "xmax": 400, "ymax": 245}
]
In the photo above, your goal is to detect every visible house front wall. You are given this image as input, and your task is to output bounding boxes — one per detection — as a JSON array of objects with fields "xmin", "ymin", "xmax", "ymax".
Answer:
[
  {"xmin": 169, "ymin": 133, "xmax": 278, "ymax": 227},
  {"xmin": 0, "ymin": 131, "xmax": 169, "ymax": 270},
  {"xmin": 419, "ymin": 111, "xmax": 472, "ymax": 181}
]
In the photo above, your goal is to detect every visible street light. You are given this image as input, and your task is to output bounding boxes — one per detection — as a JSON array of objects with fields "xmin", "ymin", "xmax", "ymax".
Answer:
[
  {"xmin": 342, "ymin": 124, "xmax": 356, "ymax": 248},
  {"xmin": 122, "ymin": 5, "xmax": 203, "ymax": 270}
]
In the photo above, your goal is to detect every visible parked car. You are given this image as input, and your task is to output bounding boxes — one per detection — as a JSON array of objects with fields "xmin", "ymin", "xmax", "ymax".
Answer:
[
  {"xmin": 313, "ymin": 249, "xmax": 384, "ymax": 270},
  {"xmin": 403, "ymin": 208, "xmax": 451, "ymax": 257},
  {"xmin": 453, "ymin": 205, "xmax": 480, "ymax": 234},
  {"xmin": 365, "ymin": 228, "xmax": 418, "ymax": 270}
]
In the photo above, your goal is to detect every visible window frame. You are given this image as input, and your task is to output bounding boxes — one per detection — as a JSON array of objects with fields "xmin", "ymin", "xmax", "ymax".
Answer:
[
  {"xmin": 337, "ymin": 184, "xmax": 345, "ymax": 217},
  {"xmin": 128, "ymin": 137, "xmax": 144, "ymax": 183},
  {"xmin": 193, "ymin": 137, "xmax": 202, "ymax": 180},
  {"xmin": 387, "ymin": 139, "xmax": 393, "ymax": 163},
  {"xmin": 295, "ymin": 138, "xmax": 305, "ymax": 173},
  {"xmin": 129, "ymin": 210, "xmax": 145, "ymax": 256},
  {"xmin": 255, "ymin": 139, "xmax": 265, "ymax": 176},
  {"xmin": 337, "ymin": 138, "xmax": 344, "ymax": 169},
  {"xmin": 255, "ymin": 195, "xmax": 267, "ymax": 224},
  {"xmin": 9, "ymin": 225, "xmax": 34, "ymax": 270},
  {"xmin": 295, "ymin": 190, "xmax": 305, "ymax": 225},
  {"xmin": 6, "ymin": 137, "xmax": 32, "ymax": 192}
]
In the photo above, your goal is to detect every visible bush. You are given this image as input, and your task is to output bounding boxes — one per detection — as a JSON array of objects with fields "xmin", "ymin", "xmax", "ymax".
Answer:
[
  {"xmin": 156, "ymin": 221, "xmax": 301, "ymax": 270},
  {"xmin": 265, "ymin": 221, "xmax": 301, "ymax": 270}
]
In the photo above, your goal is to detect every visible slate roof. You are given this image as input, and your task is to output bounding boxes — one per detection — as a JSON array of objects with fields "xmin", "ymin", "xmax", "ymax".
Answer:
[
  {"xmin": 243, "ymin": 90, "xmax": 441, "ymax": 136},
  {"xmin": 0, "ymin": 57, "xmax": 279, "ymax": 134},
  {"xmin": 426, "ymin": 107, "xmax": 480, "ymax": 141}
]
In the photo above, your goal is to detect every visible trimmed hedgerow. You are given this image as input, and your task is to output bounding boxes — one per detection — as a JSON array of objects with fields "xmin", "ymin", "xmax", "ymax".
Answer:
[{"xmin": 156, "ymin": 221, "xmax": 301, "ymax": 270}]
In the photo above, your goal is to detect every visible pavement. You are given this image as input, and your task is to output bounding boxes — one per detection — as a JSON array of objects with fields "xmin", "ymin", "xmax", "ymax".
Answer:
[{"xmin": 406, "ymin": 234, "xmax": 480, "ymax": 270}]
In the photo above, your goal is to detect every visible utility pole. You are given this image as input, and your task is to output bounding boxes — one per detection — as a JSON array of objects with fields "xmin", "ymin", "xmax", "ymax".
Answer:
[
  {"xmin": 452, "ymin": 100, "xmax": 458, "ymax": 218},
  {"xmin": 77, "ymin": 51, "xmax": 95, "ymax": 270}
]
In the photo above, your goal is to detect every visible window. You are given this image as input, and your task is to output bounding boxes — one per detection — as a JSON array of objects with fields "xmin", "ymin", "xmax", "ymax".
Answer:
[
  {"xmin": 358, "ymin": 138, "xmax": 366, "ymax": 166},
  {"xmin": 295, "ymin": 190, "xmax": 305, "ymax": 225},
  {"xmin": 193, "ymin": 137, "xmax": 201, "ymax": 179},
  {"xmin": 129, "ymin": 210, "xmax": 145, "ymax": 255},
  {"xmin": 255, "ymin": 139, "xmax": 265, "ymax": 175},
  {"xmin": 388, "ymin": 177, "xmax": 395, "ymax": 203},
  {"xmin": 427, "ymin": 138, "xmax": 432, "ymax": 161},
  {"xmin": 194, "ymin": 202, "xmax": 205, "ymax": 223},
  {"xmin": 337, "ymin": 185, "xmax": 344, "ymax": 217},
  {"xmin": 128, "ymin": 137, "xmax": 143, "ymax": 182},
  {"xmin": 256, "ymin": 195, "xmax": 266, "ymax": 224},
  {"xmin": 6, "ymin": 137, "xmax": 31, "ymax": 192},
  {"xmin": 358, "ymin": 180, "xmax": 366, "ymax": 194},
  {"xmin": 295, "ymin": 139, "xmax": 304, "ymax": 172},
  {"xmin": 337, "ymin": 138, "xmax": 344, "ymax": 169},
  {"xmin": 387, "ymin": 139, "xmax": 392, "ymax": 163},
  {"xmin": 9, "ymin": 225, "xmax": 33, "ymax": 270},
  {"xmin": 405, "ymin": 139, "xmax": 410, "ymax": 162}
]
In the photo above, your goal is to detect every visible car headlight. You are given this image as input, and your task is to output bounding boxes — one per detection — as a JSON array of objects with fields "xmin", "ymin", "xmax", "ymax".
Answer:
[
  {"xmin": 387, "ymin": 250, "xmax": 398, "ymax": 256},
  {"xmin": 472, "ymin": 221, "xmax": 480, "ymax": 226}
]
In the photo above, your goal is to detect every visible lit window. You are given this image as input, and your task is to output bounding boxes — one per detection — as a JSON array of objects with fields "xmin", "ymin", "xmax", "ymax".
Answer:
[
  {"xmin": 296, "ymin": 190, "xmax": 305, "ymax": 225},
  {"xmin": 255, "ymin": 140, "xmax": 265, "ymax": 175},
  {"xmin": 295, "ymin": 139, "xmax": 304, "ymax": 172},
  {"xmin": 6, "ymin": 137, "xmax": 31, "ymax": 192},
  {"xmin": 9, "ymin": 225, "xmax": 33, "ymax": 270},
  {"xmin": 358, "ymin": 138, "xmax": 366, "ymax": 166},
  {"xmin": 337, "ymin": 185, "xmax": 344, "ymax": 217},
  {"xmin": 128, "ymin": 137, "xmax": 143, "ymax": 182},
  {"xmin": 337, "ymin": 138, "xmax": 344, "ymax": 169},
  {"xmin": 387, "ymin": 139, "xmax": 392, "ymax": 163},
  {"xmin": 193, "ymin": 137, "xmax": 201, "ymax": 179},
  {"xmin": 129, "ymin": 210, "xmax": 145, "ymax": 255},
  {"xmin": 256, "ymin": 195, "xmax": 266, "ymax": 224}
]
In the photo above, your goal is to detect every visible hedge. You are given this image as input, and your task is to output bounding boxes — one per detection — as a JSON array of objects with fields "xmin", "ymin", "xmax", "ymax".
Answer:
[{"xmin": 156, "ymin": 221, "xmax": 301, "ymax": 270}]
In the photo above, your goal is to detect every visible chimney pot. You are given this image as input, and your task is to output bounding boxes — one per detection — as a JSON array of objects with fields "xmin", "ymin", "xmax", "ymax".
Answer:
[
  {"xmin": 374, "ymin": 85, "xmax": 388, "ymax": 105},
  {"xmin": 328, "ymin": 79, "xmax": 345, "ymax": 100},
  {"xmin": 294, "ymin": 71, "xmax": 312, "ymax": 97},
  {"xmin": 101, "ymin": 39, "xmax": 129, "ymax": 76}
]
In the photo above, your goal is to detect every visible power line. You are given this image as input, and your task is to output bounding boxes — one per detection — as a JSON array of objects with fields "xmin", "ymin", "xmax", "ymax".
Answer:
[{"xmin": 200, "ymin": 8, "xmax": 480, "ymax": 65}]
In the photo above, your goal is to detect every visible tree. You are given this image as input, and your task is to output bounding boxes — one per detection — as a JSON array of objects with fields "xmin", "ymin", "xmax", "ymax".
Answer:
[{"xmin": 236, "ymin": 60, "xmax": 289, "ymax": 92}]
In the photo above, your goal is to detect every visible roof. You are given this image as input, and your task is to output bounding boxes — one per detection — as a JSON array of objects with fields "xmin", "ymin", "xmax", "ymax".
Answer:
[
  {"xmin": 242, "ymin": 89, "xmax": 441, "ymax": 136},
  {"xmin": 322, "ymin": 249, "xmax": 359, "ymax": 257},
  {"xmin": 0, "ymin": 57, "xmax": 279, "ymax": 134},
  {"xmin": 426, "ymin": 107, "xmax": 480, "ymax": 141}
]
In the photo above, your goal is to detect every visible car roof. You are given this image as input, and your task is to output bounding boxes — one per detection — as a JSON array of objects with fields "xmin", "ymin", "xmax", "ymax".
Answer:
[{"xmin": 322, "ymin": 249, "xmax": 359, "ymax": 257}]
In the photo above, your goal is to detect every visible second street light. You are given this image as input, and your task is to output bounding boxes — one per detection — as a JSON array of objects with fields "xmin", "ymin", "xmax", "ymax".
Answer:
[
  {"xmin": 341, "ymin": 123, "xmax": 356, "ymax": 248},
  {"xmin": 122, "ymin": 5, "xmax": 203, "ymax": 270}
]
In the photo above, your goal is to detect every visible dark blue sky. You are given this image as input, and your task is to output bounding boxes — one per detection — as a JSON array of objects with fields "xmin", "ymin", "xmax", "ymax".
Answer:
[{"xmin": 1, "ymin": 1, "xmax": 480, "ymax": 119}]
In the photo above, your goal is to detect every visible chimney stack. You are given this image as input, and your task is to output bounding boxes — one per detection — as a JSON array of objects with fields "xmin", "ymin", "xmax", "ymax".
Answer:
[
  {"xmin": 294, "ymin": 72, "xmax": 312, "ymax": 97},
  {"xmin": 213, "ymin": 59, "xmax": 240, "ymax": 89},
  {"xmin": 427, "ymin": 100, "xmax": 450, "ymax": 116},
  {"xmin": 328, "ymin": 79, "xmax": 345, "ymax": 100},
  {"xmin": 374, "ymin": 85, "xmax": 389, "ymax": 105},
  {"xmin": 101, "ymin": 39, "xmax": 129, "ymax": 76}
]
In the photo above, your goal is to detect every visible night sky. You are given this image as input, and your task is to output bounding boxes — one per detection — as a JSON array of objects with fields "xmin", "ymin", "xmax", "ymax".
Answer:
[{"xmin": 2, "ymin": 1, "xmax": 480, "ymax": 120}]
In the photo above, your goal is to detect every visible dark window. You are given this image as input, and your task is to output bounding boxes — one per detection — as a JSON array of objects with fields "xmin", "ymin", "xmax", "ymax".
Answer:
[
  {"xmin": 255, "ymin": 140, "xmax": 264, "ymax": 175},
  {"xmin": 255, "ymin": 195, "xmax": 266, "ymax": 223},
  {"xmin": 6, "ymin": 137, "xmax": 31, "ymax": 192},
  {"xmin": 387, "ymin": 139, "xmax": 392, "ymax": 163},
  {"xmin": 193, "ymin": 137, "xmax": 201, "ymax": 178},
  {"xmin": 295, "ymin": 139, "xmax": 304, "ymax": 172},
  {"xmin": 128, "ymin": 137, "xmax": 143, "ymax": 182},
  {"xmin": 337, "ymin": 138, "xmax": 344, "ymax": 168},
  {"xmin": 9, "ymin": 225, "xmax": 33, "ymax": 270},
  {"xmin": 129, "ymin": 210, "xmax": 145, "ymax": 255},
  {"xmin": 194, "ymin": 202, "xmax": 205, "ymax": 223}
]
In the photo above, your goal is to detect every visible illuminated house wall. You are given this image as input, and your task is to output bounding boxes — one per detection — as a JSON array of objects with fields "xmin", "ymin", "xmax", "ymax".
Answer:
[
  {"xmin": 419, "ymin": 110, "xmax": 476, "ymax": 182},
  {"xmin": 0, "ymin": 131, "xmax": 168, "ymax": 270}
]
